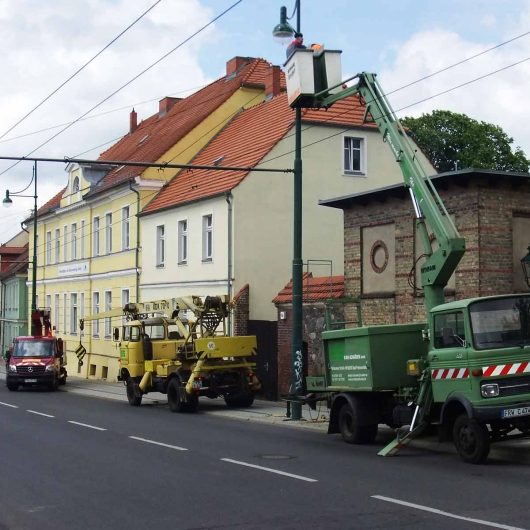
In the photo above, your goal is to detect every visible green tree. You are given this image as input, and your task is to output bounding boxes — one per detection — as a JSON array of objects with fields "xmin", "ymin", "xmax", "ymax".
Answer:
[{"xmin": 402, "ymin": 110, "xmax": 529, "ymax": 173}]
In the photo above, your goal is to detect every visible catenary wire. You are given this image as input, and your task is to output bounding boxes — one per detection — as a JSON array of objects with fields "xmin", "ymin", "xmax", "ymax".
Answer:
[
  {"xmin": 0, "ymin": 0, "xmax": 163, "ymax": 143},
  {"xmin": 0, "ymin": 0, "xmax": 243, "ymax": 178}
]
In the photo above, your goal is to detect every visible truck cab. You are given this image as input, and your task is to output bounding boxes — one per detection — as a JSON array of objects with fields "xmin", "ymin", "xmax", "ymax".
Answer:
[
  {"xmin": 6, "ymin": 335, "xmax": 67, "ymax": 391},
  {"xmin": 431, "ymin": 294, "xmax": 530, "ymax": 438}
]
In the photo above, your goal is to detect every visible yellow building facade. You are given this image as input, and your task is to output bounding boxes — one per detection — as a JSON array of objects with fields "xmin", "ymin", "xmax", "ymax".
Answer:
[{"xmin": 30, "ymin": 57, "xmax": 283, "ymax": 380}]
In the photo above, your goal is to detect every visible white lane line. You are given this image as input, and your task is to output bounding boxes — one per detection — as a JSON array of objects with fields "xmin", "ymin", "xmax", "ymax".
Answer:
[
  {"xmin": 27, "ymin": 410, "xmax": 55, "ymax": 418},
  {"xmin": 129, "ymin": 436, "xmax": 188, "ymax": 451},
  {"xmin": 68, "ymin": 421, "xmax": 106, "ymax": 431},
  {"xmin": 221, "ymin": 458, "xmax": 318, "ymax": 483},
  {"xmin": 0, "ymin": 401, "xmax": 18, "ymax": 408},
  {"xmin": 372, "ymin": 495, "xmax": 525, "ymax": 530}
]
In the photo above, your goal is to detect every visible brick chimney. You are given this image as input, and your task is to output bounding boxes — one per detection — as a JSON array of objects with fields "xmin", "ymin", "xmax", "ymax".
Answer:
[
  {"xmin": 226, "ymin": 56, "xmax": 252, "ymax": 76},
  {"xmin": 159, "ymin": 97, "xmax": 180, "ymax": 117},
  {"xmin": 129, "ymin": 108, "xmax": 137, "ymax": 133},
  {"xmin": 265, "ymin": 65, "xmax": 281, "ymax": 99}
]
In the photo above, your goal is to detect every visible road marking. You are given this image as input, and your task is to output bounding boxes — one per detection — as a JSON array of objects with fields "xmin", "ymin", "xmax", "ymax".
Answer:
[
  {"xmin": 129, "ymin": 436, "xmax": 188, "ymax": 451},
  {"xmin": 0, "ymin": 401, "xmax": 18, "ymax": 408},
  {"xmin": 68, "ymin": 421, "xmax": 107, "ymax": 431},
  {"xmin": 27, "ymin": 410, "xmax": 54, "ymax": 418},
  {"xmin": 372, "ymin": 495, "xmax": 525, "ymax": 530},
  {"xmin": 221, "ymin": 458, "xmax": 318, "ymax": 483}
]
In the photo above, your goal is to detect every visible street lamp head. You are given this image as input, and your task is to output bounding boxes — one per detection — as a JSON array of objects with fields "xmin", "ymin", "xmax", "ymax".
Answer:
[
  {"xmin": 272, "ymin": 6, "xmax": 295, "ymax": 44},
  {"xmin": 2, "ymin": 190, "xmax": 13, "ymax": 207},
  {"xmin": 521, "ymin": 246, "xmax": 530, "ymax": 289}
]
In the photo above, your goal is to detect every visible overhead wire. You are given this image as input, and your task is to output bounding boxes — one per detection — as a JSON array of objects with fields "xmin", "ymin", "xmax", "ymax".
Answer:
[
  {"xmin": 0, "ymin": 0, "xmax": 163, "ymax": 143},
  {"xmin": 0, "ymin": 0, "xmax": 243, "ymax": 178}
]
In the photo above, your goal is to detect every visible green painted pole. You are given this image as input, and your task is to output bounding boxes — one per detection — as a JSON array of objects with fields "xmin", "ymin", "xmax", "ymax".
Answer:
[
  {"xmin": 31, "ymin": 161, "xmax": 38, "ymax": 335},
  {"xmin": 290, "ymin": 0, "xmax": 303, "ymax": 420}
]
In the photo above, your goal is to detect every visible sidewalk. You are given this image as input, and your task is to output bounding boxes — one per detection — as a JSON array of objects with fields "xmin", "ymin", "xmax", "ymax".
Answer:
[{"xmin": 0, "ymin": 366, "xmax": 330, "ymax": 431}]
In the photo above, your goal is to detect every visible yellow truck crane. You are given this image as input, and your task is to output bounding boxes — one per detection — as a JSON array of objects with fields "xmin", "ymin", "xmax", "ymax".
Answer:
[{"xmin": 79, "ymin": 295, "xmax": 260, "ymax": 412}]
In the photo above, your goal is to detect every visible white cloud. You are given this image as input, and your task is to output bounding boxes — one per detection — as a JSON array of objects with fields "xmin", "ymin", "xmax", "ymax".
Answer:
[
  {"xmin": 0, "ymin": 0, "xmax": 216, "ymax": 242},
  {"xmin": 379, "ymin": 25, "xmax": 530, "ymax": 155}
]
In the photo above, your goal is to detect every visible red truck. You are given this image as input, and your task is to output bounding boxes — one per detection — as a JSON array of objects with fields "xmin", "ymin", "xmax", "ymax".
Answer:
[{"xmin": 5, "ymin": 310, "xmax": 67, "ymax": 391}]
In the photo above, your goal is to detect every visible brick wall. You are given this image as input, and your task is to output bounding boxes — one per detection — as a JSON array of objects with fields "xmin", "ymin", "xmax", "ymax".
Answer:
[
  {"xmin": 232, "ymin": 284, "xmax": 249, "ymax": 335},
  {"xmin": 342, "ymin": 174, "xmax": 530, "ymax": 324},
  {"xmin": 276, "ymin": 302, "xmax": 345, "ymax": 396}
]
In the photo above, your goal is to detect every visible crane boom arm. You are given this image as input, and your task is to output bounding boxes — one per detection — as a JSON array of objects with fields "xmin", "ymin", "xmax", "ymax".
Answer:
[{"xmin": 319, "ymin": 72, "xmax": 465, "ymax": 310}]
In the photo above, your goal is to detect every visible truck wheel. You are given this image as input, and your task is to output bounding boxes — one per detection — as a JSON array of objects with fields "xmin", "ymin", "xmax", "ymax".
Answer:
[
  {"xmin": 126, "ymin": 379, "xmax": 142, "ymax": 406},
  {"xmin": 338, "ymin": 401, "xmax": 378, "ymax": 444},
  {"xmin": 6, "ymin": 381, "xmax": 18, "ymax": 391},
  {"xmin": 167, "ymin": 378, "xmax": 186, "ymax": 412},
  {"xmin": 224, "ymin": 390, "xmax": 254, "ymax": 408},
  {"xmin": 167, "ymin": 379, "xmax": 198, "ymax": 413},
  {"xmin": 453, "ymin": 414, "xmax": 490, "ymax": 464}
]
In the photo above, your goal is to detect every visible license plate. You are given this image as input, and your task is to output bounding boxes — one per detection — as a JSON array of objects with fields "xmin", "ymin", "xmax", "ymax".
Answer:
[
  {"xmin": 24, "ymin": 378, "xmax": 37, "ymax": 383},
  {"xmin": 501, "ymin": 406, "xmax": 530, "ymax": 418}
]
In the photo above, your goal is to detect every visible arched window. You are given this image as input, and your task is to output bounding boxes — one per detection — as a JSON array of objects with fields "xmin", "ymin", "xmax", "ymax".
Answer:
[{"xmin": 72, "ymin": 176, "xmax": 80, "ymax": 193}]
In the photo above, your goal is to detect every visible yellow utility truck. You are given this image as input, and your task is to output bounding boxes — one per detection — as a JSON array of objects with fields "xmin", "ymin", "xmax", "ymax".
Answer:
[{"xmin": 79, "ymin": 296, "xmax": 260, "ymax": 412}]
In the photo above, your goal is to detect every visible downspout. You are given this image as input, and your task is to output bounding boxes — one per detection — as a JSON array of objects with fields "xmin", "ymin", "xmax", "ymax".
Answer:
[
  {"xmin": 129, "ymin": 181, "xmax": 141, "ymax": 302},
  {"xmin": 226, "ymin": 191, "xmax": 233, "ymax": 335},
  {"xmin": 1, "ymin": 280, "xmax": 6, "ymax": 355}
]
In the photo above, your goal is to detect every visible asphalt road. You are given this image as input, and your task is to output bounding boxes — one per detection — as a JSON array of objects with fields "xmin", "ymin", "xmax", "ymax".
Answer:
[{"xmin": 1, "ymin": 385, "xmax": 529, "ymax": 530}]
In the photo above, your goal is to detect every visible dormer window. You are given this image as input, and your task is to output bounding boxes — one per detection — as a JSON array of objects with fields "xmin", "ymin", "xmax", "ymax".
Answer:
[{"xmin": 72, "ymin": 176, "xmax": 80, "ymax": 193}]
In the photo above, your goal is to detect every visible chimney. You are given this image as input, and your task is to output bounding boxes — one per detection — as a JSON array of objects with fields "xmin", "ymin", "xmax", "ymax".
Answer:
[
  {"xmin": 129, "ymin": 108, "xmax": 137, "ymax": 133},
  {"xmin": 159, "ymin": 97, "xmax": 180, "ymax": 117},
  {"xmin": 265, "ymin": 65, "xmax": 281, "ymax": 99},
  {"xmin": 226, "ymin": 56, "xmax": 252, "ymax": 76}
]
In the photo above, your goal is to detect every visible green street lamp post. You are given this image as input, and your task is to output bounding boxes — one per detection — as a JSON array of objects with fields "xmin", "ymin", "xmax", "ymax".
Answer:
[
  {"xmin": 273, "ymin": 1, "xmax": 303, "ymax": 420},
  {"xmin": 3, "ymin": 161, "xmax": 38, "ymax": 334}
]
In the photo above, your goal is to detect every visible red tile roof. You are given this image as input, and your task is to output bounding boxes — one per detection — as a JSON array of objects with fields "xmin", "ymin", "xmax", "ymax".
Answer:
[
  {"xmin": 94, "ymin": 58, "xmax": 286, "ymax": 195},
  {"xmin": 0, "ymin": 245, "xmax": 29, "ymax": 279},
  {"xmin": 36, "ymin": 187, "xmax": 66, "ymax": 217},
  {"xmin": 142, "ymin": 92, "xmax": 372, "ymax": 214},
  {"xmin": 272, "ymin": 273, "xmax": 345, "ymax": 304}
]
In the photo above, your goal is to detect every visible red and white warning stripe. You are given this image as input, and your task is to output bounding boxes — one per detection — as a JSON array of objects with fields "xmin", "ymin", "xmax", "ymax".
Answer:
[
  {"xmin": 482, "ymin": 361, "xmax": 530, "ymax": 378},
  {"xmin": 431, "ymin": 368, "xmax": 469, "ymax": 380}
]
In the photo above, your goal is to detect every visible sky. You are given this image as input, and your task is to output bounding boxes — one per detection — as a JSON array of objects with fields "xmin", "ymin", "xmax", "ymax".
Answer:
[{"xmin": 1, "ymin": 0, "xmax": 529, "ymax": 242}]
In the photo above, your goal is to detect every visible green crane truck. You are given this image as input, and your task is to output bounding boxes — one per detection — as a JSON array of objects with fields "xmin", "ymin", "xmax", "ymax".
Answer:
[{"xmin": 288, "ymin": 53, "xmax": 530, "ymax": 463}]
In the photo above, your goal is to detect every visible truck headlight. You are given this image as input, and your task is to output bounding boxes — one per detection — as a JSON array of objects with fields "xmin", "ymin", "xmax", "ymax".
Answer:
[
  {"xmin": 45, "ymin": 364, "xmax": 55, "ymax": 372},
  {"xmin": 481, "ymin": 383, "xmax": 499, "ymax": 398},
  {"xmin": 8, "ymin": 364, "xmax": 17, "ymax": 373}
]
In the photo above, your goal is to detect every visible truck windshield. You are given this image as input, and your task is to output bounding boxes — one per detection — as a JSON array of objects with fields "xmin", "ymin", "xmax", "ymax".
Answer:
[
  {"xmin": 470, "ymin": 296, "xmax": 530, "ymax": 350},
  {"xmin": 13, "ymin": 340, "xmax": 53, "ymax": 358}
]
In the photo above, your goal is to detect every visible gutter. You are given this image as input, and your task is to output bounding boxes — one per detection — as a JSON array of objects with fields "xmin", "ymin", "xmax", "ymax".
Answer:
[
  {"xmin": 226, "ymin": 191, "xmax": 233, "ymax": 335},
  {"xmin": 129, "ymin": 181, "xmax": 141, "ymax": 302}
]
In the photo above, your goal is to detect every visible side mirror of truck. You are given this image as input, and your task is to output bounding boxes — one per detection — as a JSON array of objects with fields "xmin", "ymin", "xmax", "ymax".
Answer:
[{"xmin": 113, "ymin": 328, "xmax": 120, "ymax": 342}]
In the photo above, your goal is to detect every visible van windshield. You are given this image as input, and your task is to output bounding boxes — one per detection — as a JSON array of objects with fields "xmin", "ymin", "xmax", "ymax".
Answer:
[
  {"xmin": 13, "ymin": 340, "xmax": 53, "ymax": 358},
  {"xmin": 470, "ymin": 296, "xmax": 530, "ymax": 350}
]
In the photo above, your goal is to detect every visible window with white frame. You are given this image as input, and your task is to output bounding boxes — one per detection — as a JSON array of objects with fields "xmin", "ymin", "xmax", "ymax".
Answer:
[
  {"xmin": 343, "ymin": 136, "xmax": 365, "ymax": 174},
  {"xmin": 122, "ymin": 206, "xmax": 130, "ymax": 250},
  {"xmin": 46, "ymin": 294, "xmax": 51, "ymax": 312},
  {"xmin": 63, "ymin": 293, "xmax": 67, "ymax": 332},
  {"xmin": 35, "ymin": 295, "xmax": 39, "ymax": 310},
  {"xmin": 105, "ymin": 213, "xmax": 112, "ymax": 254},
  {"xmin": 202, "ymin": 214, "xmax": 213, "ymax": 261},
  {"xmin": 71, "ymin": 223, "xmax": 77, "ymax": 260},
  {"xmin": 54, "ymin": 228, "xmax": 60, "ymax": 263},
  {"xmin": 93, "ymin": 216, "xmax": 100, "ymax": 256},
  {"xmin": 178, "ymin": 219, "xmax": 187, "ymax": 264},
  {"xmin": 46, "ymin": 231, "xmax": 52, "ymax": 264},
  {"xmin": 122, "ymin": 289, "xmax": 130, "ymax": 323},
  {"xmin": 54, "ymin": 294, "xmax": 60, "ymax": 332},
  {"xmin": 71, "ymin": 293, "xmax": 77, "ymax": 334},
  {"xmin": 80, "ymin": 220, "xmax": 85, "ymax": 259},
  {"xmin": 104, "ymin": 290, "xmax": 112, "ymax": 337},
  {"xmin": 156, "ymin": 225, "xmax": 165, "ymax": 266},
  {"xmin": 63, "ymin": 225, "xmax": 68, "ymax": 261},
  {"xmin": 92, "ymin": 292, "xmax": 100, "ymax": 337},
  {"xmin": 80, "ymin": 292, "xmax": 84, "ymax": 336},
  {"xmin": 72, "ymin": 176, "xmax": 80, "ymax": 193}
]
